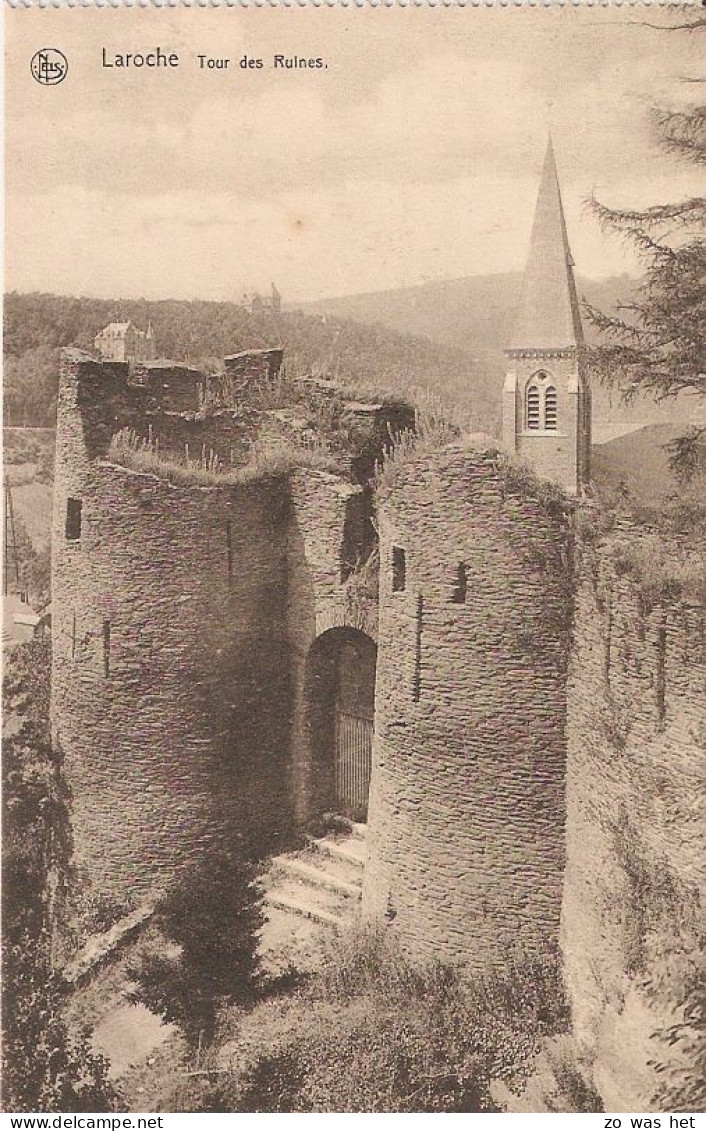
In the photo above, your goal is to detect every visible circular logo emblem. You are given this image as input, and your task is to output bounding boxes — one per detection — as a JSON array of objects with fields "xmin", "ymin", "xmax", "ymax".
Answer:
[{"xmin": 30, "ymin": 48, "xmax": 68, "ymax": 86}]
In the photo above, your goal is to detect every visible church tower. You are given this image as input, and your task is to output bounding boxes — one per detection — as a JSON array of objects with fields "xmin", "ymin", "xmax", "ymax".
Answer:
[{"xmin": 503, "ymin": 140, "xmax": 591, "ymax": 495}]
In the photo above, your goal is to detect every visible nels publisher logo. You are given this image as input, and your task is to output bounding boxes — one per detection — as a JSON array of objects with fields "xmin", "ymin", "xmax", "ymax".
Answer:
[{"xmin": 30, "ymin": 48, "xmax": 68, "ymax": 86}]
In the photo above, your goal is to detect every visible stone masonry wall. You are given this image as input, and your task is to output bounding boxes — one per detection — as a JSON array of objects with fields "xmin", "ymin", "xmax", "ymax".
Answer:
[
  {"xmin": 363, "ymin": 443, "xmax": 573, "ymax": 967},
  {"xmin": 286, "ymin": 467, "xmax": 377, "ymax": 824},
  {"xmin": 52, "ymin": 352, "xmax": 292, "ymax": 906},
  {"xmin": 562, "ymin": 539, "xmax": 705, "ymax": 1110}
]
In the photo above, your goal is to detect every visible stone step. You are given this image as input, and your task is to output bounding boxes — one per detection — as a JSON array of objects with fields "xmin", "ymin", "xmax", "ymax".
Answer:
[
  {"xmin": 271, "ymin": 854, "xmax": 361, "ymax": 901},
  {"xmin": 310, "ymin": 834, "xmax": 367, "ymax": 871},
  {"xmin": 299, "ymin": 841, "xmax": 364, "ymax": 888},
  {"xmin": 265, "ymin": 881, "xmax": 346, "ymax": 930}
]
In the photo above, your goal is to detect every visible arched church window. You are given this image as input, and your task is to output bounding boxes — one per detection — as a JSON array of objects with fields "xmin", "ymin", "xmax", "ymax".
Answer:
[
  {"xmin": 526, "ymin": 384, "xmax": 540, "ymax": 430},
  {"xmin": 544, "ymin": 386, "xmax": 558, "ymax": 430}
]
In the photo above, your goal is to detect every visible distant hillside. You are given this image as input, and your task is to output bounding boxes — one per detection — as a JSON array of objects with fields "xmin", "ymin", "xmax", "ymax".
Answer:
[
  {"xmin": 6, "ymin": 282, "xmax": 700, "ymax": 440},
  {"xmin": 3, "ymin": 292, "xmax": 496, "ymax": 431},
  {"xmin": 592, "ymin": 423, "xmax": 692, "ymax": 504},
  {"xmin": 293, "ymin": 273, "xmax": 699, "ymax": 442}
]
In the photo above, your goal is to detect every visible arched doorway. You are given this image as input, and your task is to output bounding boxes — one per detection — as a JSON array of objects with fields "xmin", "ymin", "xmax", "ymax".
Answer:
[{"xmin": 304, "ymin": 628, "xmax": 377, "ymax": 822}]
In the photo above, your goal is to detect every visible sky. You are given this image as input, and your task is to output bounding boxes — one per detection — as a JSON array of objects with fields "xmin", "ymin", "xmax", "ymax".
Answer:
[{"xmin": 5, "ymin": 6, "xmax": 702, "ymax": 303}]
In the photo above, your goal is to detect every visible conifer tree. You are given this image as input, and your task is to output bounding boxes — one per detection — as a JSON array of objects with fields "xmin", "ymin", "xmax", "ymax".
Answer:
[
  {"xmin": 584, "ymin": 15, "xmax": 705, "ymax": 480},
  {"xmin": 129, "ymin": 834, "xmax": 265, "ymax": 1049}
]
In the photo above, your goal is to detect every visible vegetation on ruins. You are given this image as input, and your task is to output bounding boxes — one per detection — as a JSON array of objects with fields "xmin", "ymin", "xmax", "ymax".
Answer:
[
  {"xmin": 128, "ymin": 835, "xmax": 266, "ymax": 1049},
  {"xmin": 2, "ymin": 637, "xmax": 118, "ymax": 1111},
  {"xmin": 577, "ymin": 482, "xmax": 705, "ymax": 611},
  {"xmin": 3, "ymin": 292, "xmax": 488, "ymax": 429},
  {"xmin": 107, "ymin": 426, "xmax": 341, "ymax": 486},
  {"xmin": 648, "ymin": 935, "xmax": 706, "ymax": 1112},
  {"xmin": 578, "ymin": 591, "xmax": 705, "ymax": 1116},
  {"xmin": 584, "ymin": 14, "xmax": 705, "ymax": 481},
  {"xmin": 611, "ymin": 814, "xmax": 705, "ymax": 1112},
  {"xmin": 372, "ymin": 402, "xmax": 462, "ymax": 493},
  {"xmin": 150, "ymin": 924, "xmax": 573, "ymax": 1113},
  {"xmin": 374, "ymin": 404, "xmax": 569, "ymax": 522}
]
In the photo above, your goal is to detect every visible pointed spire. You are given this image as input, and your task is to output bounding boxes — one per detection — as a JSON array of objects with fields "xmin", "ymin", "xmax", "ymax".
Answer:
[{"xmin": 508, "ymin": 139, "xmax": 583, "ymax": 352}]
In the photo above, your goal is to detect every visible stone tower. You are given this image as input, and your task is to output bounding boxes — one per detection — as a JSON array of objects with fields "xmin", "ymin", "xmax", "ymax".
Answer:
[
  {"xmin": 503, "ymin": 140, "xmax": 591, "ymax": 495},
  {"xmin": 363, "ymin": 441, "xmax": 572, "ymax": 968}
]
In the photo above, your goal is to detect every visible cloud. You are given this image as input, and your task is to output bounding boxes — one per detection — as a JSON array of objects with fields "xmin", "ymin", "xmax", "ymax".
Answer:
[{"xmin": 5, "ymin": 5, "xmax": 702, "ymax": 298}]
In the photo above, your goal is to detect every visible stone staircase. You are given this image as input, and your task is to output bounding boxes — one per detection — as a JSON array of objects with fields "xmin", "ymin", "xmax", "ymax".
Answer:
[{"xmin": 260, "ymin": 819, "xmax": 366, "ymax": 972}]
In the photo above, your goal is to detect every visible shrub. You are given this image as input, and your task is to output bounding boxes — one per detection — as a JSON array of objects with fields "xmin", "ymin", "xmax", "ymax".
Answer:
[
  {"xmin": 2, "ymin": 933, "xmax": 118, "ymax": 1112},
  {"xmin": 128, "ymin": 835, "xmax": 266, "ymax": 1048},
  {"xmin": 544, "ymin": 1039, "xmax": 603, "ymax": 1112},
  {"xmin": 648, "ymin": 939, "xmax": 706, "ymax": 1113},
  {"xmin": 2, "ymin": 639, "xmax": 119, "ymax": 1112},
  {"xmin": 171, "ymin": 925, "xmax": 570, "ymax": 1113}
]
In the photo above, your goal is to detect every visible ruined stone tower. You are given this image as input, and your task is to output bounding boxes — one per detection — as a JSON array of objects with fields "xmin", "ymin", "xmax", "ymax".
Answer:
[
  {"xmin": 363, "ymin": 441, "xmax": 573, "ymax": 968},
  {"xmin": 503, "ymin": 140, "xmax": 591, "ymax": 495},
  {"xmin": 50, "ymin": 348, "xmax": 412, "ymax": 906}
]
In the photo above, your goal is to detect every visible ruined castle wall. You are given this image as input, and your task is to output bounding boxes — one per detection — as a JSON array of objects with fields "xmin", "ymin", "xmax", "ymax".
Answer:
[
  {"xmin": 286, "ymin": 468, "xmax": 377, "ymax": 824},
  {"xmin": 562, "ymin": 540, "xmax": 705, "ymax": 1110},
  {"xmin": 363, "ymin": 445, "xmax": 572, "ymax": 967},
  {"xmin": 52, "ymin": 354, "xmax": 291, "ymax": 905}
]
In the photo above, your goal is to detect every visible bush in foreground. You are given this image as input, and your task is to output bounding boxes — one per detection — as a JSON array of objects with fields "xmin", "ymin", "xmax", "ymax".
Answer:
[
  {"xmin": 161, "ymin": 924, "xmax": 570, "ymax": 1113},
  {"xmin": 2, "ymin": 638, "xmax": 118, "ymax": 1112}
]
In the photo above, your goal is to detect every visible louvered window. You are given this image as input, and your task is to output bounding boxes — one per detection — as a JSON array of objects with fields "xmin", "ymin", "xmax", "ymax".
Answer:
[
  {"xmin": 544, "ymin": 386, "xmax": 558, "ymax": 430},
  {"xmin": 526, "ymin": 385, "xmax": 541, "ymax": 430}
]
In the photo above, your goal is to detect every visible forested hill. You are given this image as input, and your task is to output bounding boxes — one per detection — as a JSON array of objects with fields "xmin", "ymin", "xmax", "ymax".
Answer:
[
  {"xmin": 3, "ymin": 292, "xmax": 498, "ymax": 430},
  {"xmin": 294, "ymin": 272, "xmax": 700, "ymax": 439},
  {"xmin": 292, "ymin": 271, "xmax": 634, "ymax": 358}
]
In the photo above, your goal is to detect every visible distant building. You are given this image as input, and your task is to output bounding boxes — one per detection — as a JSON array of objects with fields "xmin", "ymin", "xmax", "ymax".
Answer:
[
  {"xmin": 2, "ymin": 593, "xmax": 41, "ymax": 649},
  {"xmin": 94, "ymin": 321, "xmax": 156, "ymax": 364},
  {"xmin": 243, "ymin": 283, "xmax": 282, "ymax": 317}
]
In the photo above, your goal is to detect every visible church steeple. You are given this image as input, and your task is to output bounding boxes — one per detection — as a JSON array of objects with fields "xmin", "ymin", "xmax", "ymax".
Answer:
[
  {"xmin": 509, "ymin": 139, "xmax": 583, "ymax": 351},
  {"xmin": 502, "ymin": 140, "xmax": 591, "ymax": 496}
]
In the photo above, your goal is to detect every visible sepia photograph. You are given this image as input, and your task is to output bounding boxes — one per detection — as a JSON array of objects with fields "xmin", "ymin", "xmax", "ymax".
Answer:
[{"xmin": 2, "ymin": 2, "xmax": 704, "ymax": 1117}]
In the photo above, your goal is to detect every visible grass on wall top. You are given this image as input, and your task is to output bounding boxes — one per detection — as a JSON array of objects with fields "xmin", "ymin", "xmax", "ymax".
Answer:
[
  {"xmin": 106, "ymin": 427, "xmax": 343, "ymax": 488},
  {"xmin": 373, "ymin": 402, "xmax": 569, "ymax": 520}
]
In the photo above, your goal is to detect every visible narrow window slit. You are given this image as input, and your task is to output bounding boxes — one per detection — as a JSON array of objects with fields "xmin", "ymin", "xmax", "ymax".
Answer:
[
  {"xmin": 103, "ymin": 620, "xmax": 111, "ymax": 678},
  {"xmin": 451, "ymin": 562, "xmax": 468, "ymax": 604},
  {"xmin": 392, "ymin": 546, "xmax": 406, "ymax": 592},
  {"xmin": 226, "ymin": 520, "xmax": 233, "ymax": 579},
  {"xmin": 656, "ymin": 624, "xmax": 667, "ymax": 727},
  {"xmin": 66, "ymin": 498, "xmax": 82, "ymax": 541}
]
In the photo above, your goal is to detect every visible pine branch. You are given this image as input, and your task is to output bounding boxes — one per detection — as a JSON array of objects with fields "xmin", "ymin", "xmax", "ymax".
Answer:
[
  {"xmin": 665, "ymin": 425, "xmax": 706, "ymax": 482},
  {"xmin": 653, "ymin": 107, "xmax": 706, "ymax": 167},
  {"xmin": 589, "ymin": 195, "xmax": 705, "ymax": 230},
  {"xmin": 640, "ymin": 16, "xmax": 706, "ymax": 32}
]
